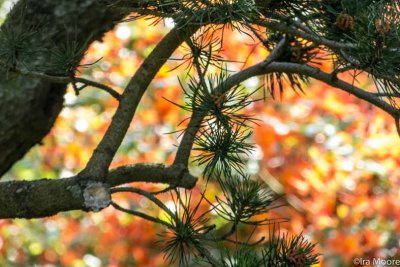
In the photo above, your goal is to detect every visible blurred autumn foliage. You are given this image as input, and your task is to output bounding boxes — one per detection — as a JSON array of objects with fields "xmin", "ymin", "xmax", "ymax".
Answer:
[{"xmin": 1, "ymin": 9, "xmax": 400, "ymax": 267}]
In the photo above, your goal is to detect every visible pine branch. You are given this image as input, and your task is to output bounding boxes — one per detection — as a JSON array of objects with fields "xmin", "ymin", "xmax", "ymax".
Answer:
[
  {"xmin": 111, "ymin": 186, "xmax": 177, "ymax": 220},
  {"xmin": 173, "ymin": 39, "xmax": 287, "ymax": 167},
  {"xmin": 174, "ymin": 112, "xmax": 204, "ymax": 167},
  {"xmin": 111, "ymin": 201, "xmax": 173, "ymax": 228},
  {"xmin": 107, "ymin": 163, "xmax": 197, "ymax": 188},
  {"xmin": 0, "ymin": 163, "xmax": 197, "ymax": 219},
  {"xmin": 256, "ymin": 62, "xmax": 400, "ymax": 117},
  {"xmin": 114, "ymin": 1, "xmax": 357, "ymax": 51},
  {"xmin": 173, "ymin": 37, "xmax": 215, "ymax": 167},
  {"xmin": 175, "ymin": 57, "xmax": 400, "ymax": 169},
  {"xmin": 79, "ymin": 25, "xmax": 200, "ymax": 181}
]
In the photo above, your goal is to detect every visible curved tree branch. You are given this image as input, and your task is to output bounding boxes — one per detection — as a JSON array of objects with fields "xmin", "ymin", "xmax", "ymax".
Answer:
[
  {"xmin": 111, "ymin": 187, "xmax": 176, "ymax": 220},
  {"xmin": 175, "ymin": 59, "xmax": 400, "ymax": 165},
  {"xmin": 79, "ymin": 25, "xmax": 200, "ymax": 181},
  {"xmin": 111, "ymin": 201, "xmax": 173, "ymax": 228}
]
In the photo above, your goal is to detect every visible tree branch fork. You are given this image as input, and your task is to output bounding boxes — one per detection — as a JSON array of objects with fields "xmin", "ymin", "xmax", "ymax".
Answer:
[
  {"xmin": 2, "ymin": 1, "xmax": 399, "ymax": 220},
  {"xmin": 0, "ymin": 163, "xmax": 197, "ymax": 219}
]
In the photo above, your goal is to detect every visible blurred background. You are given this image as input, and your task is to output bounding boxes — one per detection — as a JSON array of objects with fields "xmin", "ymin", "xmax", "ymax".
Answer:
[{"xmin": 1, "ymin": 1, "xmax": 400, "ymax": 266}]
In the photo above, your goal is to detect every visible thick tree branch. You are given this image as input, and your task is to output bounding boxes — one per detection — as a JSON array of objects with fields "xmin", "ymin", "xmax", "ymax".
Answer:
[
  {"xmin": 107, "ymin": 163, "xmax": 197, "ymax": 188},
  {"xmin": 174, "ymin": 112, "xmax": 204, "ymax": 166},
  {"xmin": 80, "ymin": 25, "xmax": 200, "ymax": 181},
  {"xmin": 172, "ymin": 37, "xmax": 216, "ymax": 166},
  {"xmin": 0, "ymin": 163, "xmax": 197, "ymax": 219}
]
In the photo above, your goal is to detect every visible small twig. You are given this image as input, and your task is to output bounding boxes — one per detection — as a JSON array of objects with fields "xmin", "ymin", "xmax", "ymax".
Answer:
[
  {"xmin": 151, "ymin": 186, "xmax": 175, "ymax": 195},
  {"xmin": 196, "ymin": 246, "xmax": 220, "ymax": 267},
  {"xmin": 291, "ymin": 17, "xmax": 315, "ymax": 35},
  {"xmin": 111, "ymin": 201, "xmax": 173, "ymax": 228},
  {"xmin": 74, "ymin": 77, "xmax": 121, "ymax": 100},
  {"xmin": 263, "ymin": 36, "xmax": 287, "ymax": 66},
  {"xmin": 259, "ymin": 20, "xmax": 357, "ymax": 50},
  {"xmin": 185, "ymin": 38, "xmax": 209, "ymax": 89},
  {"xmin": 111, "ymin": 186, "xmax": 177, "ymax": 220},
  {"xmin": 11, "ymin": 67, "xmax": 121, "ymax": 100},
  {"xmin": 197, "ymin": 224, "xmax": 216, "ymax": 235},
  {"xmin": 218, "ymin": 222, "xmax": 237, "ymax": 240},
  {"xmin": 331, "ymin": 65, "xmax": 356, "ymax": 77},
  {"xmin": 70, "ymin": 75, "xmax": 80, "ymax": 95},
  {"xmin": 338, "ymin": 50, "xmax": 362, "ymax": 66},
  {"xmin": 245, "ymin": 23, "xmax": 266, "ymax": 44},
  {"xmin": 224, "ymin": 236, "xmax": 265, "ymax": 246},
  {"xmin": 128, "ymin": 9, "xmax": 170, "ymax": 19}
]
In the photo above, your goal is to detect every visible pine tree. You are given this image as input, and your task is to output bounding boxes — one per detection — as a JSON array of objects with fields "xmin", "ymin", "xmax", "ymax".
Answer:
[{"xmin": 1, "ymin": 0, "xmax": 399, "ymax": 266}]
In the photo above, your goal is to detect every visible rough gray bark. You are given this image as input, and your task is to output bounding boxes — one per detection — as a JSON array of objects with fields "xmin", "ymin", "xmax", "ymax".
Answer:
[
  {"xmin": 0, "ymin": 163, "xmax": 197, "ymax": 218},
  {"xmin": 0, "ymin": 0, "xmax": 128, "ymax": 176}
]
